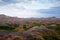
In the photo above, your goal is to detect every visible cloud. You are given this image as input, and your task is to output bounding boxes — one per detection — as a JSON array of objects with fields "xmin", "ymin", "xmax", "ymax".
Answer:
[
  {"xmin": 0, "ymin": 0, "xmax": 59, "ymax": 6},
  {"xmin": 0, "ymin": 4, "xmax": 44, "ymax": 18},
  {"xmin": 37, "ymin": 6, "xmax": 60, "ymax": 17},
  {"xmin": 0, "ymin": 0, "xmax": 59, "ymax": 9},
  {"xmin": 57, "ymin": 0, "xmax": 60, "ymax": 1},
  {"xmin": 0, "ymin": 0, "xmax": 54, "ymax": 10},
  {"xmin": 54, "ymin": 1, "xmax": 60, "ymax": 7},
  {"xmin": 0, "ymin": 0, "xmax": 2, "ymax": 2},
  {"xmin": 0, "ymin": 0, "xmax": 60, "ymax": 18},
  {"xmin": 39, "ymin": 7, "xmax": 60, "ymax": 14}
]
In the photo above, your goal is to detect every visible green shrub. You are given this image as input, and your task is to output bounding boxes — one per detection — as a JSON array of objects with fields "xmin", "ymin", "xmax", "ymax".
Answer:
[{"xmin": 0, "ymin": 26, "xmax": 15, "ymax": 32}]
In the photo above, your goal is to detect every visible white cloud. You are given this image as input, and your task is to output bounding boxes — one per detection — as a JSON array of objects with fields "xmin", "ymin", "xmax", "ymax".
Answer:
[
  {"xmin": 0, "ymin": 0, "xmax": 56, "ymax": 9},
  {"xmin": 0, "ymin": 3, "xmax": 44, "ymax": 18},
  {"xmin": 0, "ymin": 0, "xmax": 59, "ymax": 18},
  {"xmin": 0, "ymin": 0, "xmax": 2, "ymax": 2},
  {"xmin": 14, "ymin": 1, "xmax": 54, "ymax": 9},
  {"xmin": 54, "ymin": 1, "xmax": 60, "ymax": 7}
]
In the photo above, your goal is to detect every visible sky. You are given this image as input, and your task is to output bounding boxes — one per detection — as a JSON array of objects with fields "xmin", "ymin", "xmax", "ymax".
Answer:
[{"xmin": 0, "ymin": 0, "xmax": 60, "ymax": 18}]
